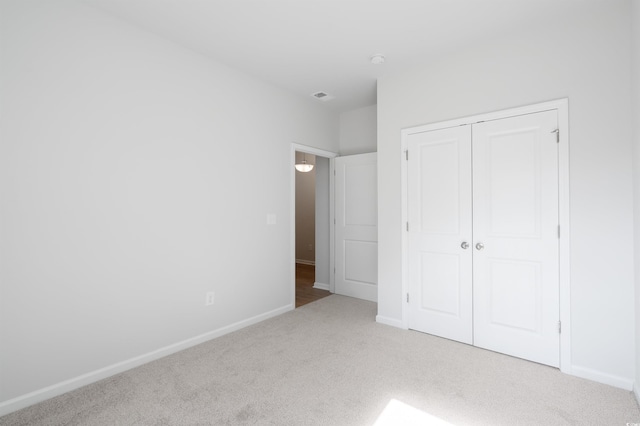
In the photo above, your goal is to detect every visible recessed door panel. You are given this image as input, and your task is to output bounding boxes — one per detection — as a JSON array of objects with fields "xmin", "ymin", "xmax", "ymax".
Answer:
[
  {"xmin": 345, "ymin": 163, "xmax": 377, "ymax": 227},
  {"xmin": 419, "ymin": 141, "xmax": 461, "ymax": 235},
  {"xmin": 419, "ymin": 252, "xmax": 461, "ymax": 317},
  {"xmin": 486, "ymin": 131, "xmax": 540, "ymax": 237},
  {"xmin": 344, "ymin": 240, "xmax": 377, "ymax": 285},
  {"xmin": 487, "ymin": 259, "xmax": 540, "ymax": 332}
]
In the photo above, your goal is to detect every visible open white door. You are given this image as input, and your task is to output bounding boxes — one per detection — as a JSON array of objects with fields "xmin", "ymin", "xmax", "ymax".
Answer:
[{"xmin": 334, "ymin": 153, "xmax": 378, "ymax": 302}]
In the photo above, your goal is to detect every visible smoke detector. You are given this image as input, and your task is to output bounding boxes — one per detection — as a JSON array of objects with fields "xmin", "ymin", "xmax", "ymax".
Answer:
[{"xmin": 370, "ymin": 54, "xmax": 385, "ymax": 65}]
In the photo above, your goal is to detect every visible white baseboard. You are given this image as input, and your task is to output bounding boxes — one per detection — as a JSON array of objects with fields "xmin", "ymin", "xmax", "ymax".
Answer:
[
  {"xmin": 634, "ymin": 383, "xmax": 640, "ymax": 407},
  {"xmin": 376, "ymin": 315, "xmax": 405, "ymax": 329},
  {"xmin": 0, "ymin": 304, "xmax": 294, "ymax": 417},
  {"xmin": 570, "ymin": 365, "xmax": 634, "ymax": 391},
  {"xmin": 295, "ymin": 259, "xmax": 315, "ymax": 266},
  {"xmin": 313, "ymin": 282, "xmax": 330, "ymax": 291}
]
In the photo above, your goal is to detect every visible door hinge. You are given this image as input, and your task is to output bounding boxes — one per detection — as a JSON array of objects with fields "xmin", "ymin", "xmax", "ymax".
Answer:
[
  {"xmin": 407, "ymin": 293, "xmax": 410, "ymax": 303},
  {"xmin": 558, "ymin": 321, "xmax": 562, "ymax": 334},
  {"xmin": 552, "ymin": 129, "xmax": 559, "ymax": 143},
  {"xmin": 406, "ymin": 222, "xmax": 409, "ymax": 231},
  {"xmin": 558, "ymin": 225, "xmax": 560, "ymax": 239},
  {"xmin": 405, "ymin": 150, "xmax": 408, "ymax": 161}
]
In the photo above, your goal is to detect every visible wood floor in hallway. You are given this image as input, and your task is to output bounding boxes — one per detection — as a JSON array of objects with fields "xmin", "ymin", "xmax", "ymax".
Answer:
[{"xmin": 295, "ymin": 263, "xmax": 331, "ymax": 308}]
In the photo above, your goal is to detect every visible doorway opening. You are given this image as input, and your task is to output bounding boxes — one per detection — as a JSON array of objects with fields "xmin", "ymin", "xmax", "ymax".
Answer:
[
  {"xmin": 291, "ymin": 144, "xmax": 338, "ymax": 308},
  {"xmin": 295, "ymin": 151, "xmax": 330, "ymax": 307}
]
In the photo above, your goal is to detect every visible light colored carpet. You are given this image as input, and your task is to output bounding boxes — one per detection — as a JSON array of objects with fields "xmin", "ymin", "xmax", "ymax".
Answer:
[{"xmin": 1, "ymin": 295, "xmax": 639, "ymax": 425}]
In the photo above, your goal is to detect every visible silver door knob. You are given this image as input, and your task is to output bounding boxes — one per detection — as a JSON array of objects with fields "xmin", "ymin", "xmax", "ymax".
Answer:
[
  {"xmin": 475, "ymin": 242, "xmax": 484, "ymax": 250},
  {"xmin": 461, "ymin": 242, "xmax": 469, "ymax": 249}
]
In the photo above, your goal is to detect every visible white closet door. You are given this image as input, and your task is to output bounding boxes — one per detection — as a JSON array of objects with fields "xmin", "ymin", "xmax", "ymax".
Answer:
[
  {"xmin": 472, "ymin": 110, "xmax": 560, "ymax": 367},
  {"xmin": 407, "ymin": 126, "xmax": 473, "ymax": 344},
  {"xmin": 335, "ymin": 153, "xmax": 378, "ymax": 302}
]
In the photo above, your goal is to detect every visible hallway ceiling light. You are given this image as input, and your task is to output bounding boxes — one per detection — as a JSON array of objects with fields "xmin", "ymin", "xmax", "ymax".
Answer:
[{"xmin": 295, "ymin": 153, "xmax": 314, "ymax": 173}]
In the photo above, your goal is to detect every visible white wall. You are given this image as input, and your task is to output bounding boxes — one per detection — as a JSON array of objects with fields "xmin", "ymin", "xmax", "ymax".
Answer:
[
  {"xmin": 632, "ymin": 0, "xmax": 640, "ymax": 402},
  {"xmin": 378, "ymin": 1, "xmax": 635, "ymax": 388},
  {"xmin": 0, "ymin": 0, "xmax": 338, "ymax": 410},
  {"xmin": 339, "ymin": 104, "xmax": 377, "ymax": 155},
  {"xmin": 314, "ymin": 157, "xmax": 330, "ymax": 287},
  {"xmin": 295, "ymin": 153, "xmax": 316, "ymax": 263}
]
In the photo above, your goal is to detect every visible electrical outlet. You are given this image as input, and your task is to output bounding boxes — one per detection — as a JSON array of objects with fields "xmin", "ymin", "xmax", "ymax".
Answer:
[{"xmin": 205, "ymin": 291, "xmax": 215, "ymax": 306}]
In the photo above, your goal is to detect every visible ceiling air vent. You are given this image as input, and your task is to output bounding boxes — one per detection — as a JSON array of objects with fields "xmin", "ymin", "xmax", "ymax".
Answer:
[{"xmin": 311, "ymin": 91, "xmax": 334, "ymax": 101}]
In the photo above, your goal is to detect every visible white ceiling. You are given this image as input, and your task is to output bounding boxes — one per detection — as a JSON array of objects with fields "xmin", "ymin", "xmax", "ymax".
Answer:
[{"xmin": 81, "ymin": 0, "xmax": 610, "ymax": 113}]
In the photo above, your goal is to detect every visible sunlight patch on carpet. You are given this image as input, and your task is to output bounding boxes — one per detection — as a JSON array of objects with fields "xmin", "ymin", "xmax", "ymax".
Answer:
[{"xmin": 373, "ymin": 399, "xmax": 455, "ymax": 426}]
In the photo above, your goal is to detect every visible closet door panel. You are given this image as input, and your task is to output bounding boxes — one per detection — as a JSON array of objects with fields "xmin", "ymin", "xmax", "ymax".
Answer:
[
  {"xmin": 407, "ymin": 126, "xmax": 473, "ymax": 344},
  {"xmin": 472, "ymin": 110, "xmax": 560, "ymax": 367}
]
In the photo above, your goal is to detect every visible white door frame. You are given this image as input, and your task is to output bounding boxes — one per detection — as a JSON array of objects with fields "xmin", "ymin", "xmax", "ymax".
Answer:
[
  {"xmin": 290, "ymin": 143, "xmax": 338, "ymax": 308},
  {"xmin": 400, "ymin": 99, "xmax": 571, "ymax": 373}
]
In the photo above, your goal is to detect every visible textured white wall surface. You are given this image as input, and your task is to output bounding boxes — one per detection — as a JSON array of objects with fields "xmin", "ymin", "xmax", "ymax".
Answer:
[
  {"xmin": 0, "ymin": 0, "xmax": 338, "ymax": 409},
  {"xmin": 378, "ymin": 1, "xmax": 635, "ymax": 388},
  {"xmin": 339, "ymin": 104, "xmax": 377, "ymax": 155}
]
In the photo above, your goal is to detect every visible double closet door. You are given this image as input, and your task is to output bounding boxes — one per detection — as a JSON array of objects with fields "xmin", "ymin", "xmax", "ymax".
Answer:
[{"xmin": 407, "ymin": 110, "xmax": 560, "ymax": 367}]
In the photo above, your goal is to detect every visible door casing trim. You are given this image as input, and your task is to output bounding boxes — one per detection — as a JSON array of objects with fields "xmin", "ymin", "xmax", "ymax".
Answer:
[{"xmin": 399, "ymin": 99, "xmax": 571, "ymax": 374}]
